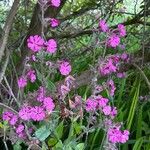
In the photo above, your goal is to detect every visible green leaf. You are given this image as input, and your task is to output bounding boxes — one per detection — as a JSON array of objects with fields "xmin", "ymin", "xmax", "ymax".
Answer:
[
  {"xmin": 133, "ymin": 137, "xmax": 143, "ymax": 150},
  {"xmin": 52, "ymin": 141, "xmax": 63, "ymax": 150},
  {"xmin": 73, "ymin": 122, "xmax": 81, "ymax": 135},
  {"xmin": 55, "ymin": 120, "xmax": 64, "ymax": 139},
  {"xmin": 75, "ymin": 143, "xmax": 84, "ymax": 150},
  {"xmin": 136, "ymin": 106, "xmax": 143, "ymax": 139},
  {"xmin": 48, "ymin": 138, "xmax": 58, "ymax": 147},
  {"xmin": 13, "ymin": 141, "xmax": 22, "ymax": 150},
  {"xmin": 36, "ymin": 69, "xmax": 43, "ymax": 82},
  {"xmin": 0, "ymin": 122, "xmax": 4, "ymax": 128},
  {"xmin": 46, "ymin": 78, "xmax": 56, "ymax": 92},
  {"xmin": 35, "ymin": 125, "xmax": 51, "ymax": 141},
  {"xmin": 127, "ymin": 79, "xmax": 140, "ymax": 130},
  {"xmin": 42, "ymin": 143, "xmax": 47, "ymax": 150}
]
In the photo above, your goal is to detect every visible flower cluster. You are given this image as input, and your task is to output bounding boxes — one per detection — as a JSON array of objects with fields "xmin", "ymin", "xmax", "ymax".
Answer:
[
  {"xmin": 19, "ymin": 94, "xmax": 55, "ymax": 121},
  {"xmin": 27, "ymin": 35, "xmax": 57, "ymax": 54},
  {"xmin": 18, "ymin": 69, "xmax": 36, "ymax": 88},
  {"xmin": 99, "ymin": 20, "xmax": 126, "ymax": 48},
  {"xmin": 2, "ymin": 7, "xmax": 131, "ymax": 147},
  {"xmin": 99, "ymin": 53, "xmax": 129, "ymax": 76},
  {"xmin": 2, "ymin": 111, "xmax": 30, "ymax": 138},
  {"xmin": 85, "ymin": 95, "xmax": 117, "ymax": 118},
  {"xmin": 2, "ymin": 111, "xmax": 18, "ymax": 125},
  {"xmin": 108, "ymin": 126, "xmax": 129, "ymax": 143}
]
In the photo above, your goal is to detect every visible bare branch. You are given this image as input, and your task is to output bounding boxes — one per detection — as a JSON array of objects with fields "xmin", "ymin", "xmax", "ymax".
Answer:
[
  {"xmin": 0, "ymin": 0, "xmax": 20, "ymax": 62},
  {"xmin": 0, "ymin": 49, "xmax": 9, "ymax": 83}
]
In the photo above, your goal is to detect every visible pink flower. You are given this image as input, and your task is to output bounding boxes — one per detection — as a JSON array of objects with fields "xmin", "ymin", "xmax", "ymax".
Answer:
[
  {"xmin": 97, "ymin": 96, "xmax": 109, "ymax": 108},
  {"xmin": 17, "ymin": 76, "xmax": 27, "ymax": 88},
  {"xmin": 102, "ymin": 105, "xmax": 111, "ymax": 115},
  {"xmin": 111, "ymin": 55, "xmax": 120, "ymax": 64},
  {"xmin": 119, "ymin": 44, "xmax": 126, "ymax": 50},
  {"xmin": 51, "ymin": 0, "xmax": 60, "ymax": 7},
  {"xmin": 27, "ymin": 69, "xmax": 36, "ymax": 83},
  {"xmin": 9, "ymin": 115, "xmax": 18, "ymax": 125},
  {"xmin": 100, "ymin": 59, "xmax": 117, "ymax": 76},
  {"xmin": 108, "ymin": 127, "xmax": 122, "ymax": 143},
  {"xmin": 59, "ymin": 61, "xmax": 71, "ymax": 76},
  {"xmin": 50, "ymin": 18, "xmax": 59, "ymax": 27},
  {"xmin": 108, "ymin": 127, "xmax": 129, "ymax": 143},
  {"xmin": 120, "ymin": 130, "xmax": 130, "ymax": 143},
  {"xmin": 27, "ymin": 35, "xmax": 44, "ymax": 52},
  {"xmin": 107, "ymin": 79, "xmax": 116, "ymax": 96},
  {"xmin": 37, "ymin": 86, "xmax": 46, "ymax": 102},
  {"xmin": 19, "ymin": 106, "xmax": 31, "ymax": 121},
  {"xmin": 120, "ymin": 53, "xmax": 128, "ymax": 61},
  {"xmin": 110, "ymin": 107, "xmax": 117, "ymax": 118},
  {"xmin": 104, "ymin": 119, "xmax": 112, "ymax": 127},
  {"xmin": 45, "ymin": 39, "xmax": 57, "ymax": 54},
  {"xmin": 18, "ymin": 132, "xmax": 26, "ymax": 139},
  {"xmin": 30, "ymin": 106, "xmax": 45, "ymax": 121},
  {"xmin": 95, "ymin": 85, "xmax": 103, "ymax": 93},
  {"xmin": 31, "ymin": 55, "xmax": 37, "ymax": 61},
  {"xmin": 16, "ymin": 124, "xmax": 25, "ymax": 134},
  {"xmin": 108, "ymin": 34, "xmax": 120, "ymax": 48},
  {"xmin": 43, "ymin": 97, "xmax": 55, "ymax": 112},
  {"xmin": 118, "ymin": 24, "xmax": 126, "ymax": 37},
  {"xmin": 60, "ymin": 85, "xmax": 70, "ymax": 96},
  {"xmin": 99, "ymin": 20, "xmax": 109, "ymax": 32},
  {"xmin": 117, "ymin": 72, "xmax": 126, "ymax": 78},
  {"xmin": 85, "ymin": 98, "xmax": 98, "ymax": 112},
  {"xmin": 2, "ymin": 111, "xmax": 13, "ymax": 121}
]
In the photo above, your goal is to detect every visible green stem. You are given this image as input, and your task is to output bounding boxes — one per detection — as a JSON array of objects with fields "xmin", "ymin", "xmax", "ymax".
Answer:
[
  {"xmin": 99, "ymin": 131, "xmax": 107, "ymax": 150},
  {"xmin": 90, "ymin": 129, "xmax": 100, "ymax": 150}
]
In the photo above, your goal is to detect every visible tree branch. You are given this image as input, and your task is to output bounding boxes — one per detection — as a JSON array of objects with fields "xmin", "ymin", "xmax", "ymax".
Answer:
[
  {"xmin": 60, "ymin": 4, "xmax": 99, "ymax": 22},
  {"xmin": 0, "ymin": 0, "xmax": 20, "ymax": 62}
]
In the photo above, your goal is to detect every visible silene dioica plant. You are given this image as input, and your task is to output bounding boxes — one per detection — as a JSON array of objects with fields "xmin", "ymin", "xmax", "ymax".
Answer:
[{"xmin": 1, "ymin": 0, "xmax": 130, "ymax": 149}]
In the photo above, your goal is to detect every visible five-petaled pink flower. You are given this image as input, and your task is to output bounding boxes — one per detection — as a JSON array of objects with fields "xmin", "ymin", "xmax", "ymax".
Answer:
[
  {"xmin": 99, "ymin": 19, "xmax": 109, "ymax": 32},
  {"xmin": 27, "ymin": 35, "xmax": 44, "ymax": 52},
  {"xmin": 107, "ymin": 79, "xmax": 116, "ymax": 96},
  {"xmin": 50, "ymin": 18, "xmax": 59, "ymax": 27},
  {"xmin": 108, "ymin": 127, "xmax": 129, "ymax": 143},
  {"xmin": 118, "ymin": 24, "xmax": 126, "ymax": 37},
  {"xmin": 102, "ymin": 105, "xmax": 111, "ymax": 115},
  {"xmin": 30, "ymin": 106, "xmax": 45, "ymax": 121},
  {"xmin": 43, "ymin": 97, "xmax": 55, "ymax": 112},
  {"xmin": 108, "ymin": 34, "xmax": 120, "ymax": 48},
  {"xmin": 19, "ymin": 106, "xmax": 31, "ymax": 121},
  {"xmin": 27, "ymin": 69, "xmax": 36, "ymax": 83},
  {"xmin": 51, "ymin": 0, "xmax": 60, "ymax": 7},
  {"xmin": 99, "ymin": 59, "xmax": 117, "ymax": 76},
  {"xmin": 97, "ymin": 96, "xmax": 109, "ymax": 108},
  {"xmin": 2, "ymin": 111, "xmax": 13, "ymax": 121},
  {"xmin": 45, "ymin": 39, "xmax": 57, "ymax": 54},
  {"xmin": 16, "ymin": 124, "xmax": 25, "ymax": 134},
  {"xmin": 37, "ymin": 86, "xmax": 46, "ymax": 102},
  {"xmin": 59, "ymin": 61, "xmax": 71, "ymax": 76},
  {"xmin": 85, "ymin": 98, "xmax": 98, "ymax": 112},
  {"xmin": 9, "ymin": 115, "xmax": 18, "ymax": 125},
  {"xmin": 17, "ymin": 76, "xmax": 27, "ymax": 88}
]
